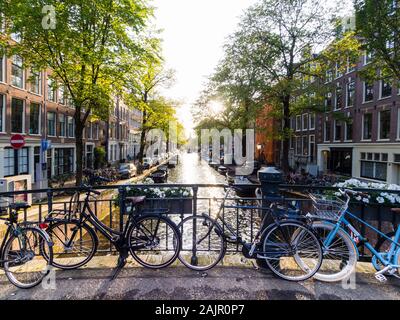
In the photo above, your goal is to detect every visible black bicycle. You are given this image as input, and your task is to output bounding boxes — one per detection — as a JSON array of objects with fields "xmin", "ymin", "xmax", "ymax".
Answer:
[
  {"xmin": 178, "ymin": 186, "xmax": 323, "ymax": 281},
  {"xmin": 42, "ymin": 183, "xmax": 181, "ymax": 273},
  {"xmin": 0, "ymin": 199, "xmax": 53, "ymax": 288}
]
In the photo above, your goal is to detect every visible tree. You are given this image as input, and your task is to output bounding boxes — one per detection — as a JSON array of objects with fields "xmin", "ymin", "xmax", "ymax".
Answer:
[
  {"xmin": 0, "ymin": 0, "xmax": 154, "ymax": 185},
  {"xmin": 355, "ymin": 0, "xmax": 400, "ymax": 79},
  {"xmin": 197, "ymin": 0, "xmax": 336, "ymax": 172},
  {"xmin": 124, "ymin": 58, "xmax": 175, "ymax": 162}
]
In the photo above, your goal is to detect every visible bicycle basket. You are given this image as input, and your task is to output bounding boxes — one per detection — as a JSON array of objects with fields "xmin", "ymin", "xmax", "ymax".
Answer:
[{"xmin": 308, "ymin": 193, "xmax": 346, "ymax": 221}]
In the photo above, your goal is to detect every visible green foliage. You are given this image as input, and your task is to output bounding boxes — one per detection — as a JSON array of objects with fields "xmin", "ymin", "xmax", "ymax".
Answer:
[
  {"xmin": 94, "ymin": 146, "xmax": 107, "ymax": 169},
  {"xmin": 355, "ymin": 0, "xmax": 400, "ymax": 79}
]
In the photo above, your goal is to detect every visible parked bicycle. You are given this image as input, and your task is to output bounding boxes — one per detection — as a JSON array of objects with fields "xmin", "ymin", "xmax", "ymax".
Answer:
[
  {"xmin": 43, "ymin": 181, "xmax": 181, "ymax": 276},
  {"xmin": 0, "ymin": 197, "xmax": 53, "ymax": 288},
  {"xmin": 177, "ymin": 186, "xmax": 323, "ymax": 282},
  {"xmin": 307, "ymin": 188, "xmax": 400, "ymax": 282}
]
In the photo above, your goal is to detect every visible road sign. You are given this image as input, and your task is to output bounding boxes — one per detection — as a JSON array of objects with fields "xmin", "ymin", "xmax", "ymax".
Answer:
[{"xmin": 10, "ymin": 134, "xmax": 25, "ymax": 150}]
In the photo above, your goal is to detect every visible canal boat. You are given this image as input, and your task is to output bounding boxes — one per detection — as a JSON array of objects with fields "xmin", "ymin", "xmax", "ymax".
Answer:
[
  {"xmin": 150, "ymin": 170, "xmax": 168, "ymax": 183},
  {"xmin": 168, "ymin": 155, "xmax": 178, "ymax": 168},
  {"xmin": 232, "ymin": 176, "xmax": 258, "ymax": 198}
]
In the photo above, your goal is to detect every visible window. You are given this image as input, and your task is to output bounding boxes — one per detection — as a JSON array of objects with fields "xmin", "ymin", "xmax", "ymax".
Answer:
[
  {"xmin": 68, "ymin": 116, "xmax": 75, "ymax": 137},
  {"xmin": 346, "ymin": 79, "xmax": 355, "ymax": 107},
  {"xmin": 363, "ymin": 113, "xmax": 372, "ymax": 140},
  {"xmin": 380, "ymin": 79, "xmax": 392, "ymax": 98},
  {"xmin": 364, "ymin": 51, "xmax": 373, "ymax": 65},
  {"xmin": 335, "ymin": 62, "xmax": 342, "ymax": 78},
  {"xmin": 54, "ymin": 148, "xmax": 74, "ymax": 176},
  {"xmin": 0, "ymin": 51, "xmax": 5, "ymax": 82},
  {"xmin": 86, "ymin": 122, "xmax": 93, "ymax": 139},
  {"xmin": 86, "ymin": 145, "xmax": 94, "ymax": 169},
  {"xmin": 0, "ymin": 94, "xmax": 4, "ymax": 132},
  {"xmin": 4, "ymin": 147, "xmax": 29, "ymax": 177},
  {"xmin": 30, "ymin": 69, "xmax": 41, "ymax": 94},
  {"xmin": 29, "ymin": 103, "xmax": 41, "ymax": 135},
  {"xmin": 325, "ymin": 92, "xmax": 332, "ymax": 110},
  {"xmin": 59, "ymin": 114, "xmax": 66, "ymax": 137},
  {"xmin": 47, "ymin": 112, "xmax": 56, "ymax": 136},
  {"xmin": 93, "ymin": 123, "xmax": 99, "ymax": 140},
  {"xmin": 296, "ymin": 116, "xmax": 301, "ymax": 131},
  {"xmin": 309, "ymin": 135, "xmax": 315, "ymax": 163},
  {"xmin": 34, "ymin": 147, "xmax": 40, "ymax": 182},
  {"xmin": 334, "ymin": 120, "xmax": 342, "ymax": 141},
  {"xmin": 11, "ymin": 55, "xmax": 24, "ymax": 88},
  {"xmin": 295, "ymin": 136, "xmax": 302, "ymax": 155},
  {"xmin": 47, "ymin": 78, "xmax": 56, "ymax": 102},
  {"xmin": 363, "ymin": 82, "xmax": 374, "ymax": 102},
  {"xmin": 345, "ymin": 119, "xmax": 353, "ymax": 141},
  {"xmin": 347, "ymin": 57, "xmax": 356, "ymax": 73},
  {"xmin": 302, "ymin": 114, "xmax": 308, "ymax": 131},
  {"xmin": 361, "ymin": 153, "xmax": 388, "ymax": 181},
  {"xmin": 309, "ymin": 113, "xmax": 315, "ymax": 130},
  {"xmin": 11, "ymin": 98, "xmax": 24, "ymax": 133},
  {"xmin": 379, "ymin": 110, "xmax": 391, "ymax": 140},
  {"xmin": 325, "ymin": 70, "xmax": 333, "ymax": 83},
  {"xmin": 302, "ymin": 136, "xmax": 309, "ymax": 156},
  {"xmin": 335, "ymin": 84, "xmax": 343, "ymax": 110},
  {"xmin": 324, "ymin": 120, "xmax": 331, "ymax": 142}
]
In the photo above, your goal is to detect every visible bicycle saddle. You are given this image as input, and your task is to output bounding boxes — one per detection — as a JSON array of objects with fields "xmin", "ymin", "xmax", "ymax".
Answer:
[
  {"xmin": 391, "ymin": 208, "xmax": 400, "ymax": 214},
  {"xmin": 125, "ymin": 196, "xmax": 146, "ymax": 205},
  {"xmin": 10, "ymin": 202, "xmax": 31, "ymax": 210}
]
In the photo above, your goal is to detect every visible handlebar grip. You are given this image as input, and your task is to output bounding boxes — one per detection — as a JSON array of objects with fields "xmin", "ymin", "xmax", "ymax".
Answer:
[{"xmin": 92, "ymin": 190, "xmax": 101, "ymax": 196}]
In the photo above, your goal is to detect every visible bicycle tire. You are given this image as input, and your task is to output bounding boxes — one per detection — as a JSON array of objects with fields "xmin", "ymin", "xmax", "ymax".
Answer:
[
  {"xmin": 177, "ymin": 215, "xmax": 227, "ymax": 271},
  {"xmin": 43, "ymin": 220, "xmax": 98, "ymax": 270},
  {"xmin": 3, "ymin": 226, "xmax": 53, "ymax": 289},
  {"xmin": 128, "ymin": 214, "xmax": 181, "ymax": 269}
]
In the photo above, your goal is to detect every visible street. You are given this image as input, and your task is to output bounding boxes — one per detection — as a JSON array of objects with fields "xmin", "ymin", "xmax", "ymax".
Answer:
[{"xmin": 0, "ymin": 264, "xmax": 399, "ymax": 300}]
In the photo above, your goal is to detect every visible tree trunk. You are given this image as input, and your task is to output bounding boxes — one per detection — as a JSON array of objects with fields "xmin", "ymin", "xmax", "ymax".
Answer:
[
  {"xmin": 137, "ymin": 110, "xmax": 147, "ymax": 162},
  {"xmin": 281, "ymin": 96, "xmax": 291, "ymax": 174},
  {"xmin": 75, "ymin": 113, "xmax": 85, "ymax": 186}
]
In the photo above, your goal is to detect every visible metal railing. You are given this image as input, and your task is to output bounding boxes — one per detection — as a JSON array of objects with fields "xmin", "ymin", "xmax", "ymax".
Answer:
[{"xmin": 0, "ymin": 183, "xmax": 400, "ymax": 262}]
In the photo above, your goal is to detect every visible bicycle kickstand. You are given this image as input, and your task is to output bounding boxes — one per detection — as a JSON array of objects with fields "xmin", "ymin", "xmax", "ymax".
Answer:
[{"xmin": 110, "ymin": 250, "xmax": 128, "ymax": 281}]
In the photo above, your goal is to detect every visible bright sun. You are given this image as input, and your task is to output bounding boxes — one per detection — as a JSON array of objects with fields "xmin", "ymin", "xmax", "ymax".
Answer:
[{"xmin": 209, "ymin": 101, "xmax": 225, "ymax": 115}]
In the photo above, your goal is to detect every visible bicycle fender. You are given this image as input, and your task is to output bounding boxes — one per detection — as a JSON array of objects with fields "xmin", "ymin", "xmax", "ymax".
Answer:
[{"xmin": 313, "ymin": 220, "xmax": 360, "ymax": 259}]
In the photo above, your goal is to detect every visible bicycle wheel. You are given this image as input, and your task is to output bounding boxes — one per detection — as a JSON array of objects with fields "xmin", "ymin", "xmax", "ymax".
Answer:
[
  {"xmin": 128, "ymin": 214, "xmax": 181, "ymax": 269},
  {"xmin": 305, "ymin": 221, "xmax": 357, "ymax": 282},
  {"xmin": 3, "ymin": 227, "xmax": 53, "ymax": 289},
  {"xmin": 262, "ymin": 221, "xmax": 322, "ymax": 281},
  {"xmin": 177, "ymin": 215, "xmax": 226, "ymax": 271},
  {"xmin": 373, "ymin": 231, "xmax": 395, "ymax": 273},
  {"xmin": 43, "ymin": 221, "xmax": 98, "ymax": 269}
]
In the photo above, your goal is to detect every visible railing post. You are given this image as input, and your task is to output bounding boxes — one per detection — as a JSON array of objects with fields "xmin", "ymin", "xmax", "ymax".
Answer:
[
  {"xmin": 47, "ymin": 190, "xmax": 53, "ymax": 213},
  {"xmin": 191, "ymin": 186, "xmax": 199, "ymax": 266},
  {"xmin": 119, "ymin": 186, "xmax": 127, "ymax": 233}
]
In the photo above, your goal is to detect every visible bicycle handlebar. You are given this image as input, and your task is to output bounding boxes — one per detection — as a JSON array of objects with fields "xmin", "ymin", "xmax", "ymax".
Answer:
[{"xmin": 339, "ymin": 189, "xmax": 369, "ymax": 198}]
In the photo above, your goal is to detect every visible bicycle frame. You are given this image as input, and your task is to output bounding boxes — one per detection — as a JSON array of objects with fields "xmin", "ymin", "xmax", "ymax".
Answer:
[{"xmin": 324, "ymin": 209, "xmax": 400, "ymax": 268}]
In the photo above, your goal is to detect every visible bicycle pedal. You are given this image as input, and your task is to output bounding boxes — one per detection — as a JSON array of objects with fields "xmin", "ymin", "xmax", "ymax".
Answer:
[{"xmin": 375, "ymin": 273, "xmax": 387, "ymax": 283}]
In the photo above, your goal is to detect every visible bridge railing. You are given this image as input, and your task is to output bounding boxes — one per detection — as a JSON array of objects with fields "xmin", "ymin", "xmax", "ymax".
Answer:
[{"xmin": 0, "ymin": 183, "xmax": 399, "ymax": 261}]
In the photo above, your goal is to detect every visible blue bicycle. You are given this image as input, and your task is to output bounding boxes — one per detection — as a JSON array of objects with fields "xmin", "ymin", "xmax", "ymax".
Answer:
[{"xmin": 306, "ymin": 189, "xmax": 400, "ymax": 282}]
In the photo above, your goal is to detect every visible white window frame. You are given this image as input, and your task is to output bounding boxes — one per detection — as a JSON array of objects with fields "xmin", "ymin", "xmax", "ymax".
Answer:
[
  {"xmin": 47, "ymin": 112, "xmax": 57, "ymax": 137},
  {"xmin": 59, "ymin": 114, "xmax": 66, "ymax": 137},
  {"xmin": 309, "ymin": 135, "xmax": 315, "ymax": 161},
  {"xmin": 309, "ymin": 113, "xmax": 315, "ymax": 130},
  {"xmin": 11, "ymin": 55, "xmax": 24, "ymax": 89},
  {"xmin": 302, "ymin": 114, "xmax": 308, "ymax": 131},
  {"xmin": 29, "ymin": 102, "xmax": 42, "ymax": 136},
  {"xmin": 362, "ymin": 113, "xmax": 372, "ymax": 141},
  {"xmin": 0, "ymin": 52, "xmax": 5, "ymax": 83},
  {"xmin": 29, "ymin": 69, "xmax": 42, "ymax": 95},
  {"xmin": 334, "ymin": 83, "xmax": 342, "ymax": 110},
  {"xmin": 378, "ymin": 110, "xmax": 391, "ymax": 141},
  {"xmin": 324, "ymin": 120, "xmax": 330, "ymax": 142},
  {"xmin": 346, "ymin": 78, "xmax": 355, "ymax": 108},
  {"xmin": 296, "ymin": 115, "xmax": 301, "ymax": 132},
  {"xmin": 11, "ymin": 98, "xmax": 25, "ymax": 134},
  {"xmin": 380, "ymin": 79, "xmax": 392, "ymax": 99},
  {"xmin": 364, "ymin": 51, "xmax": 373, "ymax": 65},
  {"xmin": 344, "ymin": 116, "xmax": 353, "ymax": 142},
  {"xmin": 363, "ymin": 81, "xmax": 374, "ymax": 103},
  {"xmin": 0, "ymin": 94, "xmax": 5, "ymax": 133},
  {"xmin": 333, "ymin": 119, "xmax": 342, "ymax": 142}
]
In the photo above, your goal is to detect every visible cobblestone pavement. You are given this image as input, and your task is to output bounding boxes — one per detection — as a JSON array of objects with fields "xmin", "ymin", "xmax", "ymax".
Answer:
[{"xmin": 0, "ymin": 265, "xmax": 399, "ymax": 300}]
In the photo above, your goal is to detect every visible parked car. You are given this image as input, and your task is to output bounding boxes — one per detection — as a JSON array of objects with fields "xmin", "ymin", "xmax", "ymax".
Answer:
[
  {"xmin": 142, "ymin": 158, "xmax": 153, "ymax": 170},
  {"xmin": 118, "ymin": 163, "xmax": 137, "ymax": 179}
]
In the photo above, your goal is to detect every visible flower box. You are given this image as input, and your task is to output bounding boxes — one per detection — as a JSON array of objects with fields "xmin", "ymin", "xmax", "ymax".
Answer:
[{"xmin": 142, "ymin": 198, "xmax": 193, "ymax": 214}]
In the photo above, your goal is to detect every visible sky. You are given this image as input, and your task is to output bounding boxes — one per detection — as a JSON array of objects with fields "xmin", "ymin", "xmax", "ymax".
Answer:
[{"xmin": 151, "ymin": 0, "xmax": 258, "ymax": 134}]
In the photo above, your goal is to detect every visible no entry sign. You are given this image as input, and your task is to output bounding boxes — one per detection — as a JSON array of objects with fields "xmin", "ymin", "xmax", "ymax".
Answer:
[{"xmin": 10, "ymin": 134, "xmax": 25, "ymax": 150}]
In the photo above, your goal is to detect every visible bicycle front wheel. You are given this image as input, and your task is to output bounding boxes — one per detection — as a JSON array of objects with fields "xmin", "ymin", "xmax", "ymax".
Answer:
[
  {"xmin": 128, "ymin": 214, "xmax": 181, "ymax": 269},
  {"xmin": 309, "ymin": 221, "xmax": 357, "ymax": 282},
  {"xmin": 262, "ymin": 221, "xmax": 322, "ymax": 281},
  {"xmin": 3, "ymin": 227, "xmax": 53, "ymax": 289},
  {"xmin": 177, "ymin": 215, "xmax": 226, "ymax": 271}
]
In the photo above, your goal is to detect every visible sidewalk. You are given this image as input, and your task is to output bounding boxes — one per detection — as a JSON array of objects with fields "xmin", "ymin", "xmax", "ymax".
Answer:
[{"xmin": 1, "ymin": 257, "xmax": 399, "ymax": 300}]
